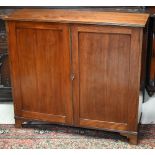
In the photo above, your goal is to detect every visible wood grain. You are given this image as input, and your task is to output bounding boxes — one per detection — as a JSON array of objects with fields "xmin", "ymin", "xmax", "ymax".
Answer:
[
  {"xmin": 6, "ymin": 21, "xmax": 23, "ymax": 116},
  {"xmin": 4, "ymin": 9, "xmax": 149, "ymax": 27},
  {"xmin": 127, "ymin": 28, "xmax": 143, "ymax": 131},
  {"xmin": 80, "ymin": 119, "xmax": 128, "ymax": 131},
  {"xmin": 71, "ymin": 24, "xmax": 142, "ymax": 132},
  {"xmin": 7, "ymin": 21, "xmax": 73, "ymax": 125},
  {"xmin": 5, "ymin": 9, "xmax": 148, "ymax": 145}
]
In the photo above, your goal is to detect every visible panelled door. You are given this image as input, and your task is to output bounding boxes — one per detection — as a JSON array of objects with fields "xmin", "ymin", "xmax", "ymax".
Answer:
[
  {"xmin": 71, "ymin": 24, "xmax": 142, "ymax": 132},
  {"xmin": 8, "ymin": 21, "xmax": 73, "ymax": 125}
]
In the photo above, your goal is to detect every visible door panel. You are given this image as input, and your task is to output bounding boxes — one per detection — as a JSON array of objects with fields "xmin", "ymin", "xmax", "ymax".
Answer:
[
  {"xmin": 9, "ymin": 22, "xmax": 73, "ymax": 124},
  {"xmin": 72, "ymin": 25, "xmax": 141, "ymax": 131},
  {"xmin": 78, "ymin": 32, "xmax": 130, "ymax": 123}
]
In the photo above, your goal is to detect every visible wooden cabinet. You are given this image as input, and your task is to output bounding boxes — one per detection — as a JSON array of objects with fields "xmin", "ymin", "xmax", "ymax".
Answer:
[
  {"xmin": 4, "ymin": 9, "xmax": 149, "ymax": 145},
  {"xmin": 7, "ymin": 22, "xmax": 73, "ymax": 125},
  {"xmin": 71, "ymin": 25, "xmax": 142, "ymax": 133}
]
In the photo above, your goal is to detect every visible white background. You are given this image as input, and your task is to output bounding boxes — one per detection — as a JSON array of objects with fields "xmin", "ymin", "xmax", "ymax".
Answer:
[{"xmin": 0, "ymin": 0, "xmax": 155, "ymax": 6}]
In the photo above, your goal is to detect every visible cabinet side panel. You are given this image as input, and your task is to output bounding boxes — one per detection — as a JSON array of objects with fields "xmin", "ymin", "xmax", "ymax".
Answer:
[{"xmin": 128, "ymin": 28, "xmax": 143, "ymax": 131}]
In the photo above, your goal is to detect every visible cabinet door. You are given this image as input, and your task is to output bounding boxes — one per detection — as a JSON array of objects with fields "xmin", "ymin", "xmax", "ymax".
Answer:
[
  {"xmin": 72, "ymin": 25, "xmax": 142, "ymax": 132},
  {"xmin": 8, "ymin": 22, "xmax": 73, "ymax": 125}
]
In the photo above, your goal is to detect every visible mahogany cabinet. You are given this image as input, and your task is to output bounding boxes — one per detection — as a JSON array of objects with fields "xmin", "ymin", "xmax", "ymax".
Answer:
[
  {"xmin": 4, "ymin": 9, "xmax": 149, "ymax": 145},
  {"xmin": 7, "ymin": 22, "xmax": 73, "ymax": 125}
]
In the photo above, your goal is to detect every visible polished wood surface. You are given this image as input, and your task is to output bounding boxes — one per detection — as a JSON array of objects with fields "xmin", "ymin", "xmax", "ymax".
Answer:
[
  {"xmin": 71, "ymin": 25, "xmax": 143, "ymax": 133},
  {"xmin": 5, "ymin": 9, "xmax": 148, "ymax": 145},
  {"xmin": 7, "ymin": 21, "xmax": 73, "ymax": 125},
  {"xmin": 4, "ymin": 9, "xmax": 149, "ymax": 27}
]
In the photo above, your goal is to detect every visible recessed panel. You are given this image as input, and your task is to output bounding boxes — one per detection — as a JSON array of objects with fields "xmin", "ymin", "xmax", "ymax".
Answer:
[
  {"xmin": 16, "ymin": 25, "xmax": 72, "ymax": 123},
  {"xmin": 78, "ymin": 32, "xmax": 131, "ymax": 123}
]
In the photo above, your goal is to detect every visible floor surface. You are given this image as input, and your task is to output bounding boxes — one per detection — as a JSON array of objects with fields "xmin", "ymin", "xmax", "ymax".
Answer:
[{"xmin": 0, "ymin": 124, "xmax": 155, "ymax": 148}]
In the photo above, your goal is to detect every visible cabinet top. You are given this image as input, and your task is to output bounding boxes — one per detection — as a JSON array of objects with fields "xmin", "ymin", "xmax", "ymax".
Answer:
[{"xmin": 3, "ymin": 9, "xmax": 149, "ymax": 27}]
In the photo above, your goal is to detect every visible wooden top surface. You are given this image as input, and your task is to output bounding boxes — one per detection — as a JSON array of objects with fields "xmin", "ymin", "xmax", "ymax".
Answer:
[{"xmin": 3, "ymin": 9, "xmax": 149, "ymax": 27}]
